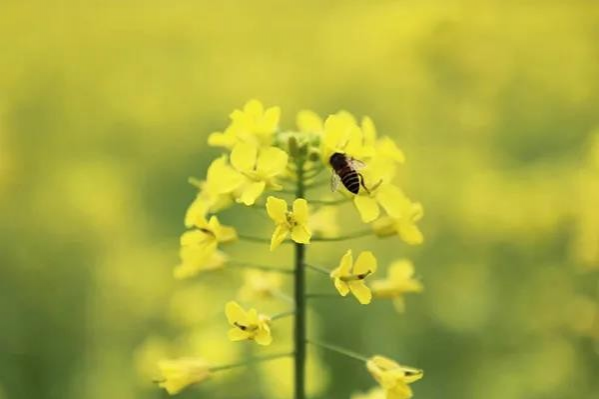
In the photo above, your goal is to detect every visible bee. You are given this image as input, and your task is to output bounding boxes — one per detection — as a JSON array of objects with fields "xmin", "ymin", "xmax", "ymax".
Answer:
[{"xmin": 329, "ymin": 152, "xmax": 367, "ymax": 194}]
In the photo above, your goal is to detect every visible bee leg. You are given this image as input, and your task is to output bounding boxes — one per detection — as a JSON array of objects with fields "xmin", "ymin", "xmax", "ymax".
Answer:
[
  {"xmin": 358, "ymin": 173, "xmax": 370, "ymax": 194},
  {"xmin": 370, "ymin": 179, "xmax": 383, "ymax": 191}
]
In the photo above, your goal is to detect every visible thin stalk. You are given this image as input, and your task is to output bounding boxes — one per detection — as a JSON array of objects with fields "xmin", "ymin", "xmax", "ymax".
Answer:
[
  {"xmin": 237, "ymin": 234, "xmax": 288, "ymax": 244},
  {"xmin": 228, "ymin": 261, "xmax": 293, "ymax": 274},
  {"xmin": 271, "ymin": 310, "xmax": 296, "ymax": 321},
  {"xmin": 311, "ymin": 229, "xmax": 372, "ymax": 242},
  {"xmin": 306, "ymin": 197, "xmax": 351, "ymax": 206},
  {"xmin": 304, "ymin": 263, "xmax": 330, "ymax": 276},
  {"xmin": 294, "ymin": 156, "xmax": 307, "ymax": 399},
  {"xmin": 209, "ymin": 352, "xmax": 293, "ymax": 372},
  {"xmin": 306, "ymin": 339, "xmax": 369, "ymax": 362},
  {"xmin": 273, "ymin": 290, "xmax": 294, "ymax": 303},
  {"xmin": 305, "ymin": 293, "xmax": 343, "ymax": 299}
]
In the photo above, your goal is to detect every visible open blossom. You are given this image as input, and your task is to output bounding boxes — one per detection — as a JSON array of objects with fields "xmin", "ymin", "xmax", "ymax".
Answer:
[
  {"xmin": 225, "ymin": 301, "xmax": 272, "ymax": 346},
  {"xmin": 237, "ymin": 270, "xmax": 283, "ymax": 301},
  {"xmin": 366, "ymin": 356, "xmax": 423, "ymax": 399},
  {"xmin": 361, "ymin": 116, "xmax": 405, "ymax": 165},
  {"xmin": 174, "ymin": 215, "xmax": 237, "ymax": 279},
  {"xmin": 208, "ymin": 99, "xmax": 280, "ymax": 149},
  {"xmin": 227, "ymin": 143, "xmax": 288, "ymax": 206},
  {"xmin": 320, "ymin": 111, "xmax": 374, "ymax": 163},
  {"xmin": 372, "ymin": 199, "xmax": 424, "ymax": 245},
  {"xmin": 157, "ymin": 357, "xmax": 211, "ymax": 395},
  {"xmin": 266, "ymin": 196, "xmax": 311, "ymax": 251},
  {"xmin": 353, "ymin": 182, "xmax": 408, "ymax": 223},
  {"xmin": 330, "ymin": 250, "xmax": 377, "ymax": 304},
  {"xmin": 371, "ymin": 260, "xmax": 423, "ymax": 312}
]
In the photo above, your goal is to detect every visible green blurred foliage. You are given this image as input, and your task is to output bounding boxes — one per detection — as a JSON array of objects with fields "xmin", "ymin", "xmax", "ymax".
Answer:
[{"xmin": 1, "ymin": 1, "xmax": 598, "ymax": 398}]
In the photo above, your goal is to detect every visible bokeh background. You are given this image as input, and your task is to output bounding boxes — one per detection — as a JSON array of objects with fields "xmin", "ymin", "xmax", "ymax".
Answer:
[{"xmin": 1, "ymin": 1, "xmax": 598, "ymax": 398}]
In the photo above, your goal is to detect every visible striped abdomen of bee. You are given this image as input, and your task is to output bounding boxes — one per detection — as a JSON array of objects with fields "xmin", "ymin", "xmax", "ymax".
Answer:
[{"xmin": 330, "ymin": 152, "xmax": 361, "ymax": 194}]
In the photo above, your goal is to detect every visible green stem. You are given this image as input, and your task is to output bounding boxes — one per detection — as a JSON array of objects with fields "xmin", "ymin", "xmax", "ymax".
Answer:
[
  {"xmin": 311, "ymin": 229, "xmax": 372, "ymax": 242},
  {"xmin": 294, "ymin": 156, "xmax": 307, "ymax": 399},
  {"xmin": 306, "ymin": 339, "xmax": 369, "ymax": 362},
  {"xmin": 228, "ymin": 261, "xmax": 293, "ymax": 274},
  {"xmin": 305, "ymin": 293, "xmax": 343, "ymax": 299},
  {"xmin": 237, "ymin": 234, "xmax": 291, "ymax": 245},
  {"xmin": 209, "ymin": 352, "xmax": 293, "ymax": 372},
  {"xmin": 306, "ymin": 197, "xmax": 351, "ymax": 206}
]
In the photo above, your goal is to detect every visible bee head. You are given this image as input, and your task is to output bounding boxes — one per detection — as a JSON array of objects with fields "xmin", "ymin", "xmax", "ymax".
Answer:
[{"xmin": 329, "ymin": 152, "xmax": 346, "ymax": 168}]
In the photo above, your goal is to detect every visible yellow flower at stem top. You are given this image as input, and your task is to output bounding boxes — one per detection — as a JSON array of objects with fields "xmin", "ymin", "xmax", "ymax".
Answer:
[
  {"xmin": 330, "ymin": 250, "xmax": 378, "ymax": 304},
  {"xmin": 266, "ymin": 196, "xmax": 312, "ymax": 251},
  {"xmin": 371, "ymin": 260, "xmax": 423, "ymax": 312},
  {"xmin": 366, "ymin": 355, "xmax": 423, "ymax": 399},
  {"xmin": 208, "ymin": 99, "xmax": 281, "ymax": 149},
  {"xmin": 157, "ymin": 357, "xmax": 211, "ymax": 395},
  {"xmin": 372, "ymin": 199, "xmax": 424, "ymax": 245},
  {"xmin": 237, "ymin": 270, "xmax": 284, "ymax": 301},
  {"xmin": 225, "ymin": 301, "xmax": 272, "ymax": 346},
  {"xmin": 174, "ymin": 215, "xmax": 237, "ymax": 279},
  {"xmin": 227, "ymin": 143, "xmax": 289, "ymax": 206},
  {"xmin": 320, "ymin": 111, "xmax": 373, "ymax": 163}
]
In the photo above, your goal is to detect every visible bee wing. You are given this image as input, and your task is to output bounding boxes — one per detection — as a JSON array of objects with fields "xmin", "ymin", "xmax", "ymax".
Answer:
[
  {"xmin": 349, "ymin": 158, "xmax": 366, "ymax": 170},
  {"xmin": 330, "ymin": 173, "xmax": 341, "ymax": 192}
]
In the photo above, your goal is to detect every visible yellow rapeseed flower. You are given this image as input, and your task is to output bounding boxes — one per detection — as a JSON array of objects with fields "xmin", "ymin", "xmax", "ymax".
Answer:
[
  {"xmin": 366, "ymin": 355, "xmax": 423, "ymax": 399},
  {"xmin": 320, "ymin": 111, "xmax": 373, "ymax": 163},
  {"xmin": 157, "ymin": 357, "xmax": 211, "ymax": 395},
  {"xmin": 174, "ymin": 215, "xmax": 237, "ymax": 279},
  {"xmin": 227, "ymin": 143, "xmax": 289, "ymax": 206},
  {"xmin": 372, "ymin": 199, "xmax": 424, "ymax": 245},
  {"xmin": 354, "ymin": 182, "xmax": 407, "ymax": 223},
  {"xmin": 330, "ymin": 250, "xmax": 377, "ymax": 304},
  {"xmin": 208, "ymin": 99, "xmax": 281, "ymax": 149},
  {"xmin": 225, "ymin": 301, "xmax": 272, "ymax": 346},
  {"xmin": 237, "ymin": 270, "xmax": 283, "ymax": 301},
  {"xmin": 266, "ymin": 196, "xmax": 311, "ymax": 251},
  {"xmin": 371, "ymin": 260, "xmax": 423, "ymax": 312}
]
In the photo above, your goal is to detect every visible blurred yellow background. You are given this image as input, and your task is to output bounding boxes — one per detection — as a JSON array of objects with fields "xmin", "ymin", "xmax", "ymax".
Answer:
[{"xmin": 0, "ymin": 1, "xmax": 598, "ymax": 398}]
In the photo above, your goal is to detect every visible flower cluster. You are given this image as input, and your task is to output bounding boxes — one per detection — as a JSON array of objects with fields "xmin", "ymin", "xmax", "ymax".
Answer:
[{"xmin": 157, "ymin": 100, "xmax": 426, "ymax": 398}]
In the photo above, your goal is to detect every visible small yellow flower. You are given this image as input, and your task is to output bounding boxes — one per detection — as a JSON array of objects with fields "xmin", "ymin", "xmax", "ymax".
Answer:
[
  {"xmin": 225, "ymin": 301, "xmax": 272, "ymax": 346},
  {"xmin": 157, "ymin": 357, "xmax": 211, "ymax": 395},
  {"xmin": 320, "ymin": 111, "xmax": 373, "ymax": 163},
  {"xmin": 208, "ymin": 99, "xmax": 281, "ymax": 148},
  {"xmin": 330, "ymin": 250, "xmax": 377, "ymax": 304},
  {"xmin": 366, "ymin": 355, "xmax": 423, "ymax": 399},
  {"xmin": 266, "ymin": 196, "xmax": 312, "ymax": 251},
  {"xmin": 229, "ymin": 143, "xmax": 289, "ymax": 206},
  {"xmin": 372, "ymin": 200, "xmax": 424, "ymax": 245},
  {"xmin": 351, "ymin": 387, "xmax": 386, "ymax": 399},
  {"xmin": 371, "ymin": 260, "xmax": 423, "ymax": 312},
  {"xmin": 237, "ymin": 270, "xmax": 284, "ymax": 301},
  {"xmin": 174, "ymin": 215, "xmax": 237, "ymax": 279}
]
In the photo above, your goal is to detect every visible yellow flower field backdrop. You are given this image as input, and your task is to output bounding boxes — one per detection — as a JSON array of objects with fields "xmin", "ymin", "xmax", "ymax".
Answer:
[{"xmin": 0, "ymin": 1, "xmax": 598, "ymax": 398}]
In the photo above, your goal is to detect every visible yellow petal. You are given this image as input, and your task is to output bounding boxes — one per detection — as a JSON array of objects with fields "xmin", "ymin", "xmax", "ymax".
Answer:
[
  {"xmin": 208, "ymin": 130, "xmax": 236, "ymax": 149},
  {"xmin": 207, "ymin": 156, "xmax": 244, "ymax": 194},
  {"xmin": 228, "ymin": 328, "xmax": 250, "ymax": 342},
  {"xmin": 354, "ymin": 196, "xmax": 380, "ymax": 223},
  {"xmin": 254, "ymin": 325, "xmax": 273, "ymax": 346},
  {"xmin": 231, "ymin": 142, "xmax": 258, "ymax": 172},
  {"xmin": 398, "ymin": 222, "xmax": 424, "ymax": 245},
  {"xmin": 237, "ymin": 181, "xmax": 266, "ymax": 206},
  {"xmin": 184, "ymin": 198, "xmax": 209, "ymax": 228},
  {"xmin": 362, "ymin": 116, "xmax": 377, "ymax": 145},
  {"xmin": 291, "ymin": 224, "xmax": 311, "ymax": 244},
  {"xmin": 262, "ymin": 106, "xmax": 281, "ymax": 132},
  {"xmin": 349, "ymin": 281, "xmax": 372, "ymax": 304},
  {"xmin": 338, "ymin": 250, "xmax": 353, "ymax": 275},
  {"xmin": 389, "ymin": 260, "xmax": 415, "ymax": 281},
  {"xmin": 376, "ymin": 184, "xmax": 405, "ymax": 219},
  {"xmin": 292, "ymin": 198, "xmax": 309, "ymax": 224},
  {"xmin": 266, "ymin": 196, "xmax": 288, "ymax": 223},
  {"xmin": 297, "ymin": 110, "xmax": 323, "ymax": 133},
  {"xmin": 270, "ymin": 224, "xmax": 289, "ymax": 251},
  {"xmin": 243, "ymin": 99, "xmax": 264, "ymax": 116},
  {"xmin": 334, "ymin": 278, "xmax": 350, "ymax": 296},
  {"xmin": 256, "ymin": 146, "xmax": 288, "ymax": 176},
  {"xmin": 354, "ymin": 251, "xmax": 377, "ymax": 275},
  {"xmin": 225, "ymin": 301, "xmax": 248, "ymax": 325}
]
